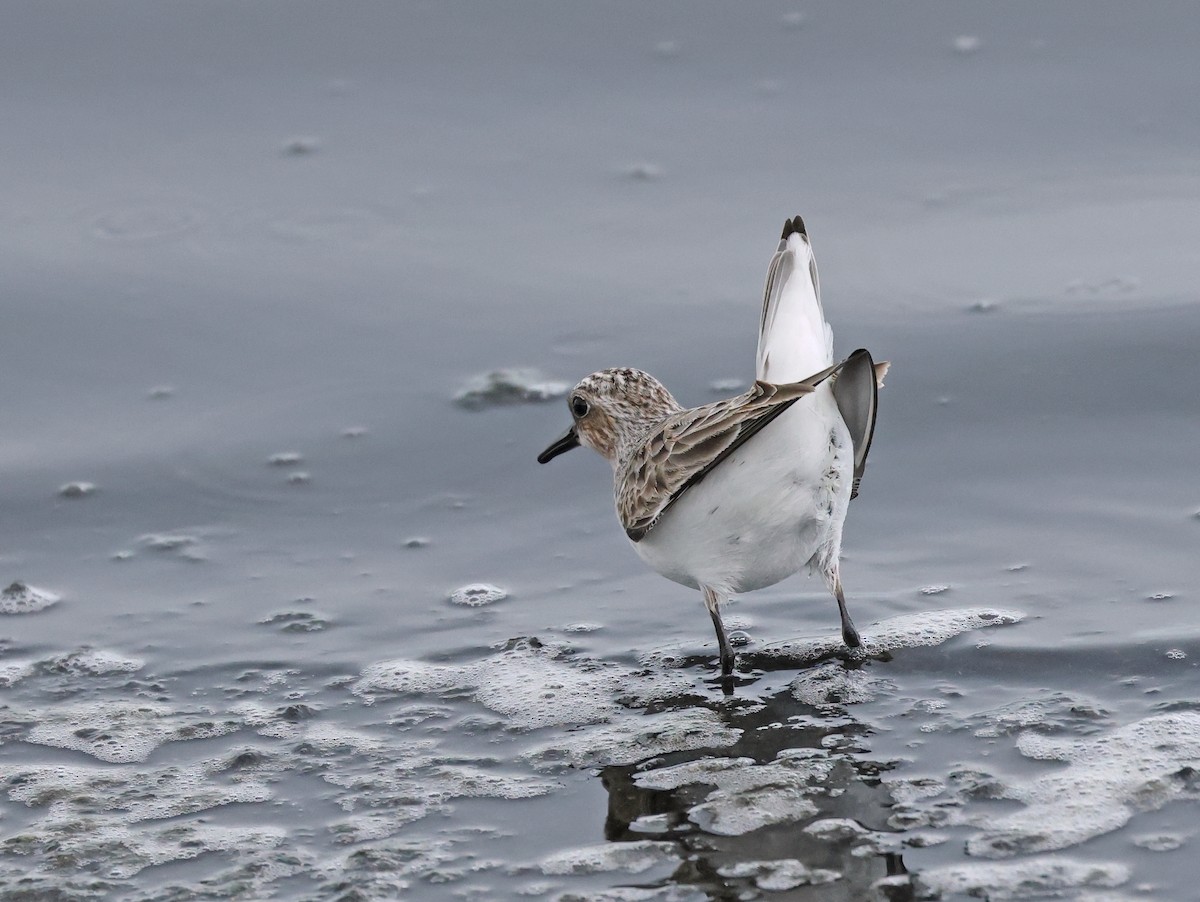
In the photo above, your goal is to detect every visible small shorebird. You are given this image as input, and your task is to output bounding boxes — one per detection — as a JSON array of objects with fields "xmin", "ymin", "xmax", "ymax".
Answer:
[{"xmin": 538, "ymin": 216, "xmax": 886, "ymax": 676}]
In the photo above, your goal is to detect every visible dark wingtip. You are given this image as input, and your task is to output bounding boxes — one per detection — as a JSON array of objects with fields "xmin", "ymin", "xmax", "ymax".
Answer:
[
  {"xmin": 780, "ymin": 215, "xmax": 807, "ymax": 240},
  {"xmin": 625, "ymin": 525, "xmax": 647, "ymax": 543}
]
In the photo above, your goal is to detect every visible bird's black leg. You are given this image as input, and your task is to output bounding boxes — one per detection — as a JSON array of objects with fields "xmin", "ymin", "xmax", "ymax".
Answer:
[
  {"xmin": 834, "ymin": 578, "xmax": 862, "ymax": 648},
  {"xmin": 702, "ymin": 586, "xmax": 735, "ymax": 676}
]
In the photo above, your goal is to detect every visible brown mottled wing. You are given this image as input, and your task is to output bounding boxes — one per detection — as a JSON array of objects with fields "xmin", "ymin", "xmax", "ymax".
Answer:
[{"xmin": 618, "ymin": 357, "xmax": 849, "ymax": 542}]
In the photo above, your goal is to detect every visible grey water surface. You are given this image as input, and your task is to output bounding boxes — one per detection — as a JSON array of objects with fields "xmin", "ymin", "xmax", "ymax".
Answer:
[{"xmin": 2, "ymin": 3, "xmax": 1200, "ymax": 900}]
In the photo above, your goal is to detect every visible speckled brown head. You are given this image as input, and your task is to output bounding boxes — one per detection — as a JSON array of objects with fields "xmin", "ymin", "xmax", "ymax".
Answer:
[{"xmin": 537, "ymin": 368, "xmax": 682, "ymax": 468}]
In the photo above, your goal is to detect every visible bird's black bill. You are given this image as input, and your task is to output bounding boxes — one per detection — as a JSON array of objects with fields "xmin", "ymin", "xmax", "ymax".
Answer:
[{"xmin": 537, "ymin": 426, "xmax": 580, "ymax": 464}]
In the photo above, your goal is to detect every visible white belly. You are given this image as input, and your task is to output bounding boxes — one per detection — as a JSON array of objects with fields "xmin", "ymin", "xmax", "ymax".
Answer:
[{"xmin": 629, "ymin": 386, "xmax": 852, "ymax": 597}]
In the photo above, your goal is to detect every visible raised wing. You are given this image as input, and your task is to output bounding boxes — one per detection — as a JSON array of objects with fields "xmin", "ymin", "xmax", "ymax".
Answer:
[
  {"xmin": 757, "ymin": 216, "xmax": 834, "ymax": 383},
  {"xmin": 830, "ymin": 348, "xmax": 879, "ymax": 499},
  {"xmin": 618, "ymin": 357, "xmax": 850, "ymax": 542}
]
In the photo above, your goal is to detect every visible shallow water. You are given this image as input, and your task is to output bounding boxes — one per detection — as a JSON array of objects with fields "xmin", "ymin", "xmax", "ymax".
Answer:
[{"xmin": 2, "ymin": 3, "xmax": 1199, "ymax": 900}]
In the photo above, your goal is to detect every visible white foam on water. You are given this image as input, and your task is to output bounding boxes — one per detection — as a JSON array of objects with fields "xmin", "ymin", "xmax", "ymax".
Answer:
[
  {"xmin": 790, "ymin": 662, "xmax": 896, "ymax": 706},
  {"xmin": 449, "ymin": 583, "xmax": 508, "ymax": 606},
  {"xmin": 636, "ymin": 750, "xmax": 836, "ymax": 837},
  {"xmin": 425, "ymin": 764, "xmax": 560, "ymax": 802},
  {"xmin": 802, "ymin": 817, "xmax": 874, "ymax": 842},
  {"xmin": 26, "ymin": 701, "xmax": 240, "ymax": 763},
  {"xmin": 760, "ymin": 607, "xmax": 1024, "ymax": 664},
  {"xmin": 355, "ymin": 657, "xmax": 471, "ymax": 696},
  {"xmin": 633, "ymin": 756, "xmax": 756, "ymax": 791},
  {"xmin": 321, "ymin": 828, "xmax": 507, "ymax": 894},
  {"xmin": 48, "ymin": 648, "xmax": 145, "ymax": 675},
  {"xmin": 467, "ymin": 646, "xmax": 623, "ymax": 730},
  {"xmin": 918, "ymin": 857, "xmax": 1129, "ymax": 900},
  {"xmin": 716, "ymin": 859, "xmax": 840, "ymax": 890},
  {"xmin": 58, "ymin": 481, "xmax": 97, "ymax": 498},
  {"xmin": 964, "ymin": 712, "xmax": 1200, "ymax": 857},
  {"xmin": 962, "ymin": 690, "xmax": 1112, "ymax": 738},
  {"xmin": 539, "ymin": 840, "xmax": 677, "ymax": 876},
  {"xmin": 628, "ymin": 813, "xmax": 673, "ymax": 834},
  {"xmin": 560, "ymin": 889, "xmax": 706, "ymax": 902},
  {"xmin": 0, "ymin": 753, "xmax": 280, "ymax": 880},
  {"xmin": 453, "ymin": 369, "xmax": 569, "ymax": 409},
  {"xmin": 523, "ymin": 707, "xmax": 742, "ymax": 769},
  {"xmin": 139, "ymin": 533, "xmax": 197, "ymax": 551},
  {"xmin": 0, "ymin": 658, "xmax": 36, "ymax": 686},
  {"xmin": 1131, "ymin": 832, "xmax": 1186, "ymax": 852},
  {"xmin": 691, "ymin": 786, "xmax": 818, "ymax": 836},
  {"xmin": 355, "ymin": 640, "xmax": 695, "ymax": 732},
  {"xmin": 0, "ymin": 582, "xmax": 60, "ymax": 615}
]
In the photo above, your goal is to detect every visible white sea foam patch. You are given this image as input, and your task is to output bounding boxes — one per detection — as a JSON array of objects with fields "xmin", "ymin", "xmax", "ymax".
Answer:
[
  {"xmin": 320, "ymin": 829, "xmax": 510, "ymax": 900},
  {"xmin": 716, "ymin": 859, "xmax": 840, "ymax": 891},
  {"xmin": 633, "ymin": 749, "xmax": 837, "ymax": 836},
  {"xmin": 46, "ymin": 648, "xmax": 146, "ymax": 675},
  {"xmin": 0, "ymin": 582, "xmax": 60, "ymax": 614},
  {"xmin": 917, "ymin": 856, "xmax": 1129, "ymax": 900},
  {"xmin": 523, "ymin": 708, "xmax": 741, "ymax": 769},
  {"xmin": 960, "ymin": 690, "xmax": 1112, "ymax": 738},
  {"xmin": 963, "ymin": 712, "xmax": 1200, "ymax": 858},
  {"xmin": 0, "ymin": 658, "xmax": 36, "ymax": 687},
  {"xmin": 538, "ymin": 840, "xmax": 678, "ymax": 876},
  {"xmin": 354, "ymin": 640, "xmax": 693, "ymax": 731},
  {"xmin": 453, "ymin": 368, "xmax": 569, "ymax": 409},
  {"xmin": 0, "ymin": 753, "xmax": 278, "ymax": 879},
  {"xmin": 757, "ymin": 607, "xmax": 1023, "ymax": 665},
  {"xmin": 26, "ymin": 701, "xmax": 241, "ymax": 763},
  {"xmin": 790, "ymin": 661, "xmax": 896, "ymax": 706}
]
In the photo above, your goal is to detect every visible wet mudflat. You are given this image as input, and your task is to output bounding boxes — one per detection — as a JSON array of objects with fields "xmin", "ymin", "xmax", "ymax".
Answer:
[{"xmin": 2, "ymin": 3, "xmax": 1199, "ymax": 900}]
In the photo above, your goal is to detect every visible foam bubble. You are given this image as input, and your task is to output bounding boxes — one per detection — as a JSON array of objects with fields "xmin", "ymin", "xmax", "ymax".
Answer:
[
  {"xmin": 259, "ymin": 610, "xmax": 329, "ymax": 632},
  {"xmin": 560, "ymin": 622, "xmax": 603, "ymax": 633},
  {"xmin": 636, "ymin": 751, "xmax": 836, "ymax": 836},
  {"xmin": 802, "ymin": 818, "xmax": 874, "ymax": 842},
  {"xmin": 690, "ymin": 786, "xmax": 818, "ymax": 835},
  {"xmin": 449, "ymin": 583, "xmax": 508, "ymax": 606},
  {"xmin": 267, "ymin": 451, "xmax": 304, "ymax": 466},
  {"xmin": 1132, "ymin": 833, "xmax": 1186, "ymax": 852},
  {"xmin": 47, "ymin": 648, "xmax": 145, "ymax": 674},
  {"xmin": 963, "ymin": 691, "xmax": 1111, "ymax": 738},
  {"xmin": 27, "ymin": 701, "xmax": 240, "ymax": 763},
  {"xmin": 633, "ymin": 756, "xmax": 756, "ymax": 791},
  {"xmin": 426, "ymin": 764, "xmax": 560, "ymax": 802},
  {"xmin": 355, "ymin": 640, "xmax": 694, "ymax": 732},
  {"xmin": 0, "ymin": 659, "xmax": 36, "ymax": 686},
  {"xmin": 140, "ymin": 533, "xmax": 197, "ymax": 551},
  {"xmin": 58, "ymin": 481, "xmax": 97, "ymax": 498},
  {"xmin": 964, "ymin": 712, "xmax": 1200, "ymax": 857},
  {"xmin": 453, "ymin": 369, "xmax": 569, "ymax": 409},
  {"xmin": 539, "ymin": 840, "xmax": 677, "ymax": 876},
  {"xmin": 716, "ymin": 859, "xmax": 840, "ymax": 890},
  {"xmin": 790, "ymin": 662, "xmax": 896, "ymax": 706},
  {"xmin": 0, "ymin": 582, "xmax": 60, "ymax": 614},
  {"xmin": 918, "ymin": 857, "xmax": 1129, "ymax": 900},
  {"xmin": 755, "ymin": 607, "xmax": 1024, "ymax": 665},
  {"xmin": 524, "ymin": 707, "xmax": 741, "ymax": 769},
  {"xmin": 355, "ymin": 658, "xmax": 472, "ymax": 696},
  {"xmin": 0, "ymin": 756, "xmax": 278, "ymax": 878}
]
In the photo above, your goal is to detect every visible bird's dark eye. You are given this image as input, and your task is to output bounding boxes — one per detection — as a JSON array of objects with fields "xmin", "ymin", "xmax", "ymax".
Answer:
[{"xmin": 570, "ymin": 395, "xmax": 589, "ymax": 418}]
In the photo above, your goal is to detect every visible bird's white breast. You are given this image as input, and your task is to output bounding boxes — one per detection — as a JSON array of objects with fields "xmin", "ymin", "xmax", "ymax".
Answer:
[{"xmin": 629, "ymin": 385, "xmax": 852, "ymax": 597}]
